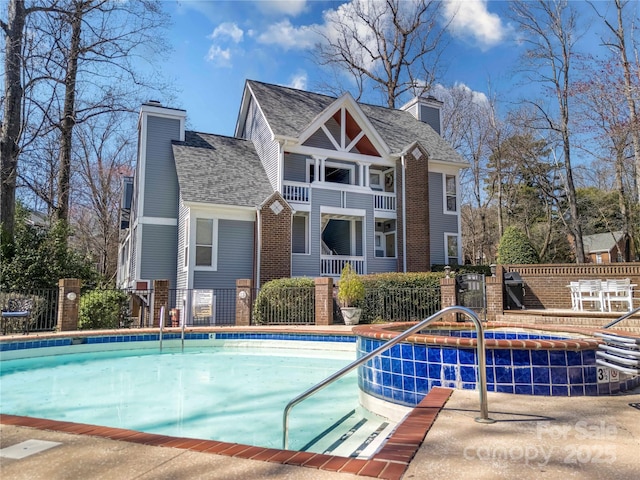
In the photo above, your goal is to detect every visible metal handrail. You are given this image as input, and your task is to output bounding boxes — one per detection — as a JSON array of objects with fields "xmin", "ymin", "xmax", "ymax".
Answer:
[
  {"xmin": 282, "ymin": 305, "xmax": 494, "ymax": 450},
  {"xmin": 602, "ymin": 306, "xmax": 640, "ymax": 329}
]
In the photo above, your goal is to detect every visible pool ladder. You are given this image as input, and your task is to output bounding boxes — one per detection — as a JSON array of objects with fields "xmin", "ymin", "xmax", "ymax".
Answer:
[
  {"xmin": 595, "ymin": 306, "xmax": 640, "ymax": 375},
  {"xmin": 282, "ymin": 305, "xmax": 495, "ymax": 450}
]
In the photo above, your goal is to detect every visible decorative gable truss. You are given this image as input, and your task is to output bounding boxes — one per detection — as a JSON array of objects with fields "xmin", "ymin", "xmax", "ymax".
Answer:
[{"xmin": 295, "ymin": 95, "xmax": 390, "ymax": 162}]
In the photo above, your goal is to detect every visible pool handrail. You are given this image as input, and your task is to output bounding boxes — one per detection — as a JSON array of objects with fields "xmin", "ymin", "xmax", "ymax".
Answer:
[
  {"xmin": 282, "ymin": 305, "xmax": 494, "ymax": 450},
  {"xmin": 602, "ymin": 305, "xmax": 640, "ymax": 329},
  {"xmin": 159, "ymin": 306, "xmax": 165, "ymax": 351}
]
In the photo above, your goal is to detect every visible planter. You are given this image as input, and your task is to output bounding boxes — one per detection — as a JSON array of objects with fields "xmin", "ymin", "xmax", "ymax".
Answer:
[{"xmin": 340, "ymin": 307, "xmax": 362, "ymax": 326}]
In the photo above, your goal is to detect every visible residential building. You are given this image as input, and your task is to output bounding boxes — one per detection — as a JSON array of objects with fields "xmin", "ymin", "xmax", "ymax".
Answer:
[{"xmin": 117, "ymin": 80, "xmax": 468, "ymax": 297}]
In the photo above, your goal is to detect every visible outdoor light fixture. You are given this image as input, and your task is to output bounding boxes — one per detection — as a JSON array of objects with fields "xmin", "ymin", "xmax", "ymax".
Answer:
[
  {"xmin": 444, "ymin": 265, "xmax": 451, "ymax": 278},
  {"xmin": 66, "ymin": 292, "xmax": 77, "ymax": 301},
  {"xmin": 490, "ymin": 264, "xmax": 497, "ymax": 277},
  {"xmin": 238, "ymin": 291, "xmax": 247, "ymax": 299}
]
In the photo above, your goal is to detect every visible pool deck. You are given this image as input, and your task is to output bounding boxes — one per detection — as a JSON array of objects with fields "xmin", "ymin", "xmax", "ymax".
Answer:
[{"xmin": 2, "ymin": 325, "xmax": 639, "ymax": 479}]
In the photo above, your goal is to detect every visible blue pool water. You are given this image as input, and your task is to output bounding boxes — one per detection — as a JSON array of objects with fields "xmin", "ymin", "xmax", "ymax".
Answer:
[{"xmin": 0, "ymin": 344, "xmax": 357, "ymax": 450}]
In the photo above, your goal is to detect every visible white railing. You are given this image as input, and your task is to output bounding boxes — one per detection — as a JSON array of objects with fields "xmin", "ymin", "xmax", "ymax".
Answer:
[
  {"xmin": 374, "ymin": 192, "xmax": 396, "ymax": 211},
  {"xmin": 321, "ymin": 255, "xmax": 364, "ymax": 276},
  {"xmin": 282, "ymin": 181, "xmax": 310, "ymax": 203}
]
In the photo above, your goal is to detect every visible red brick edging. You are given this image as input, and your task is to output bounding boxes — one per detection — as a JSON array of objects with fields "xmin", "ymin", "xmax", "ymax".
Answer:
[{"xmin": 0, "ymin": 387, "xmax": 453, "ymax": 480}]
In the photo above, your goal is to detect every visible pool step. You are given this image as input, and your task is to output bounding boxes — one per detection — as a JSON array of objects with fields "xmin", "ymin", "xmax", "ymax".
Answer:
[
  {"xmin": 300, "ymin": 409, "xmax": 396, "ymax": 458},
  {"xmin": 595, "ymin": 332, "xmax": 640, "ymax": 375}
]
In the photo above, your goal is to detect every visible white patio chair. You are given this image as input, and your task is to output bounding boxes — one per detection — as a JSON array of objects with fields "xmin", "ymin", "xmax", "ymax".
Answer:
[
  {"xmin": 567, "ymin": 281, "xmax": 580, "ymax": 310},
  {"xmin": 603, "ymin": 279, "xmax": 634, "ymax": 312},
  {"xmin": 577, "ymin": 279, "xmax": 605, "ymax": 312}
]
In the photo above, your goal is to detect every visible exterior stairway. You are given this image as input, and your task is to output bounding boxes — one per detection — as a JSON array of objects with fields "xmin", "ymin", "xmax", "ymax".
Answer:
[{"xmin": 595, "ymin": 332, "xmax": 640, "ymax": 375}]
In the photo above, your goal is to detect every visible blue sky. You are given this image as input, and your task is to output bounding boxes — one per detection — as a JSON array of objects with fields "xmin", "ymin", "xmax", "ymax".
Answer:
[{"xmin": 157, "ymin": 0, "xmax": 624, "ymax": 137}]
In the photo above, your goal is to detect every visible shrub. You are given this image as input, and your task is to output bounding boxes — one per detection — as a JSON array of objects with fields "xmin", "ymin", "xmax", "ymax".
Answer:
[
  {"xmin": 358, "ymin": 272, "xmax": 442, "ymax": 323},
  {"xmin": 337, "ymin": 263, "xmax": 365, "ymax": 307},
  {"xmin": 79, "ymin": 289, "xmax": 129, "ymax": 329},
  {"xmin": 497, "ymin": 227, "xmax": 540, "ymax": 264},
  {"xmin": 252, "ymin": 277, "xmax": 315, "ymax": 325}
]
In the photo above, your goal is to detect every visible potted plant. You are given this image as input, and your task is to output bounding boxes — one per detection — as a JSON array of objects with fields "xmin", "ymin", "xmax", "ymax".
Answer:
[{"xmin": 337, "ymin": 263, "xmax": 365, "ymax": 325}]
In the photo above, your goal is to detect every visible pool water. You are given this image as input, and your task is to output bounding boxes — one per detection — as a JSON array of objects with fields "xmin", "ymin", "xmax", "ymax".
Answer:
[{"xmin": 0, "ymin": 345, "xmax": 358, "ymax": 450}]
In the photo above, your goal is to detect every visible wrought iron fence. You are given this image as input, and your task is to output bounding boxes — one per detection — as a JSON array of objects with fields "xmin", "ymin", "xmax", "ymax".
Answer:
[
  {"xmin": 356, "ymin": 286, "xmax": 442, "ymax": 323},
  {"xmin": 252, "ymin": 286, "xmax": 315, "ymax": 325},
  {"xmin": 169, "ymin": 288, "xmax": 237, "ymax": 326},
  {"xmin": 0, "ymin": 288, "xmax": 59, "ymax": 333}
]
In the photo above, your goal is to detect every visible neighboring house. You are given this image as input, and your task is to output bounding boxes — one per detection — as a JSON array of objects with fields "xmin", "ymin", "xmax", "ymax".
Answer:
[
  {"xmin": 117, "ymin": 80, "xmax": 468, "ymax": 295},
  {"xmin": 583, "ymin": 231, "xmax": 634, "ymax": 263}
]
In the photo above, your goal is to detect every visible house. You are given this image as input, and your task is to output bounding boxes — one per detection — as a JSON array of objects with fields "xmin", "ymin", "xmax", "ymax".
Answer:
[
  {"xmin": 583, "ymin": 231, "xmax": 635, "ymax": 263},
  {"xmin": 117, "ymin": 80, "xmax": 468, "ymax": 298}
]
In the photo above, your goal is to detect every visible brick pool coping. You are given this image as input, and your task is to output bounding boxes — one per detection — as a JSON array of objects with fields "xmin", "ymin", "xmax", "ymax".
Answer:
[
  {"xmin": 0, "ymin": 387, "xmax": 452, "ymax": 480},
  {"xmin": 352, "ymin": 321, "xmax": 630, "ymax": 351}
]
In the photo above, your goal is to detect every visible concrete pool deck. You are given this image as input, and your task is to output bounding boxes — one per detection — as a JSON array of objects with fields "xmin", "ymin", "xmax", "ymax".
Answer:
[{"xmin": 2, "ymin": 386, "xmax": 638, "ymax": 480}]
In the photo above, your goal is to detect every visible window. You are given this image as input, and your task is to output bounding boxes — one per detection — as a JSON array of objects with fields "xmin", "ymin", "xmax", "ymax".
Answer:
[
  {"xmin": 195, "ymin": 218, "xmax": 214, "ymax": 267},
  {"xmin": 292, "ymin": 215, "xmax": 309, "ymax": 254},
  {"xmin": 370, "ymin": 170, "xmax": 382, "ymax": 190},
  {"xmin": 375, "ymin": 233, "xmax": 384, "ymax": 257},
  {"xmin": 596, "ymin": 253, "xmax": 603, "ymax": 264},
  {"xmin": 445, "ymin": 233, "xmax": 459, "ymax": 265},
  {"xmin": 445, "ymin": 174, "xmax": 457, "ymax": 213}
]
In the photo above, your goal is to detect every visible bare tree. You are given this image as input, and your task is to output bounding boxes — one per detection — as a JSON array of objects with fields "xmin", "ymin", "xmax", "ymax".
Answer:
[
  {"xmin": 510, "ymin": 0, "xmax": 586, "ymax": 263},
  {"xmin": 315, "ymin": 0, "xmax": 448, "ymax": 108},
  {"xmin": 591, "ymin": 0, "xmax": 640, "ymax": 204}
]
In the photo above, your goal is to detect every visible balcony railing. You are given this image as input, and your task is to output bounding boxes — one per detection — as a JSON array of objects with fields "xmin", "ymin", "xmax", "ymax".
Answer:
[
  {"xmin": 282, "ymin": 181, "xmax": 310, "ymax": 203},
  {"xmin": 321, "ymin": 255, "xmax": 364, "ymax": 276},
  {"xmin": 374, "ymin": 192, "xmax": 396, "ymax": 211}
]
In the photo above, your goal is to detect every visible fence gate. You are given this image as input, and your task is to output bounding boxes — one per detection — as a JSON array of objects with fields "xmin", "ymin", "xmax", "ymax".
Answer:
[{"xmin": 455, "ymin": 273, "xmax": 486, "ymax": 321}]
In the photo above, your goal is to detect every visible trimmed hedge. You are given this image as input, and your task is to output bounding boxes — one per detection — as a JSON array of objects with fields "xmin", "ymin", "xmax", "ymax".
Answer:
[
  {"xmin": 79, "ymin": 289, "xmax": 129, "ymax": 330},
  {"xmin": 252, "ymin": 277, "xmax": 315, "ymax": 325},
  {"xmin": 497, "ymin": 227, "xmax": 540, "ymax": 264}
]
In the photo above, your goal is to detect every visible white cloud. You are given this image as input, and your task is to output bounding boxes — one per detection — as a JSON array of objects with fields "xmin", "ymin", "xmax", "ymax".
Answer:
[
  {"xmin": 443, "ymin": 0, "xmax": 505, "ymax": 49},
  {"xmin": 209, "ymin": 22, "xmax": 244, "ymax": 43},
  {"xmin": 288, "ymin": 72, "xmax": 307, "ymax": 90},
  {"xmin": 257, "ymin": 19, "xmax": 318, "ymax": 50},
  {"xmin": 432, "ymin": 82, "xmax": 489, "ymax": 106},
  {"xmin": 205, "ymin": 45, "xmax": 232, "ymax": 66},
  {"xmin": 256, "ymin": 0, "xmax": 308, "ymax": 17}
]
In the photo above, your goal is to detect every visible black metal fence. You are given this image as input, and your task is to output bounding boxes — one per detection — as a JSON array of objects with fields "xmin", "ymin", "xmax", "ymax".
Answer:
[
  {"xmin": 0, "ymin": 289, "xmax": 59, "ymax": 333},
  {"xmin": 169, "ymin": 288, "xmax": 237, "ymax": 326}
]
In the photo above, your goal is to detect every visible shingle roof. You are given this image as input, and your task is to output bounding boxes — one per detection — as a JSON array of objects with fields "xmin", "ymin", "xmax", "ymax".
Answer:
[
  {"xmin": 246, "ymin": 80, "xmax": 466, "ymax": 165},
  {"xmin": 583, "ymin": 231, "xmax": 623, "ymax": 253},
  {"xmin": 172, "ymin": 131, "xmax": 273, "ymax": 207}
]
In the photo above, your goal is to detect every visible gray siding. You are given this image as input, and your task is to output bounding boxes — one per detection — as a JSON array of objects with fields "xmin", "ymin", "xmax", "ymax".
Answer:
[
  {"xmin": 244, "ymin": 97, "xmax": 280, "ymax": 191},
  {"xmin": 284, "ymin": 153, "xmax": 308, "ymax": 182},
  {"xmin": 303, "ymin": 128, "xmax": 336, "ymax": 150},
  {"xmin": 139, "ymin": 224, "xmax": 178, "ymax": 287},
  {"xmin": 130, "ymin": 226, "xmax": 138, "ymax": 281},
  {"xmin": 420, "ymin": 105, "xmax": 441, "ymax": 135},
  {"xmin": 143, "ymin": 116, "xmax": 181, "ymax": 218},
  {"xmin": 193, "ymin": 219, "xmax": 255, "ymax": 290},
  {"xmin": 429, "ymin": 174, "xmax": 458, "ymax": 265},
  {"xmin": 292, "ymin": 215, "xmax": 307, "ymax": 253},
  {"xmin": 176, "ymin": 199, "xmax": 189, "ymax": 289}
]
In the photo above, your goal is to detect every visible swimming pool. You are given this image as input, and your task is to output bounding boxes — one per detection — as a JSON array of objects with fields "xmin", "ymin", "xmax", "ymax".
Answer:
[
  {"xmin": 0, "ymin": 332, "xmax": 369, "ymax": 452},
  {"xmin": 355, "ymin": 323, "xmax": 640, "ymax": 402}
]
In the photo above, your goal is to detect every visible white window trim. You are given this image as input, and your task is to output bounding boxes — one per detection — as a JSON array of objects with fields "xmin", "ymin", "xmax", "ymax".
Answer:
[
  {"xmin": 292, "ymin": 214, "xmax": 310, "ymax": 255},
  {"xmin": 444, "ymin": 232, "xmax": 460, "ymax": 265},
  {"xmin": 193, "ymin": 217, "xmax": 219, "ymax": 271},
  {"xmin": 370, "ymin": 169, "xmax": 383, "ymax": 190},
  {"xmin": 443, "ymin": 173, "xmax": 458, "ymax": 215}
]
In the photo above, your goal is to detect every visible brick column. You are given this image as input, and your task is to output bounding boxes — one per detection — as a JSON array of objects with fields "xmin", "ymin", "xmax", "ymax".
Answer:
[
  {"xmin": 315, "ymin": 277, "xmax": 334, "ymax": 326},
  {"xmin": 152, "ymin": 279, "xmax": 169, "ymax": 327},
  {"xmin": 439, "ymin": 277, "xmax": 457, "ymax": 322},
  {"xmin": 57, "ymin": 278, "xmax": 82, "ymax": 331},
  {"xmin": 485, "ymin": 265, "xmax": 504, "ymax": 321},
  {"xmin": 236, "ymin": 279, "xmax": 253, "ymax": 326}
]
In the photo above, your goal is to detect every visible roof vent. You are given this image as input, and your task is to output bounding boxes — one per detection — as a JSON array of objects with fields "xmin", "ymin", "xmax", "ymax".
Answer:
[{"xmin": 146, "ymin": 100, "xmax": 162, "ymax": 106}]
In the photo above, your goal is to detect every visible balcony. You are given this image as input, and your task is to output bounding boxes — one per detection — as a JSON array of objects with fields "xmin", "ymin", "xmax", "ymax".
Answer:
[
  {"xmin": 283, "ymin": 181, "xmax": 310, "ymax": 203},
  {"xmin": 321, "ymin": 255, "xmax": 364, "ymax": 276},
  {"xmin": 374, "ymin": 192, "xmax": 396, "ymax": 212}
]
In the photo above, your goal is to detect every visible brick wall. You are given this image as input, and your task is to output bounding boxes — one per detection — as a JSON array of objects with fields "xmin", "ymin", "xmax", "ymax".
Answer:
[
  {"xmin": 57, "ymin": 278, "xmax": 81, "ymax": 331},
  {"xmin": 152, "ymin": 279, "xmax": 169, "ymax": 327},
  {"xmin": 396, "ymin": 148, "xmax": 430, "ymax": 272},
  {"xmin": 505, "ymin": 263, "xmax": 640, "ymax": 310},
  {"xmin": 259, "ymin": 193, "xmax": 292, "ymax": 285}
]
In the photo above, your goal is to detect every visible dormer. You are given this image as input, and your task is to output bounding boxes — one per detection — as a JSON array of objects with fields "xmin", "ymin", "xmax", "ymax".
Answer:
[{"xmin": 400, "ymin": 96, "xmax": 443, "ymax": 135}]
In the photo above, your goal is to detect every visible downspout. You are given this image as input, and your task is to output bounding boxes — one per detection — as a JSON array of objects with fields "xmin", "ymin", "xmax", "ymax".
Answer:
[
  {"xmin": 256, "ymin": 208, "xmax": 261, "ymax": 287},
  {"xmin": 402, "ymin": 154, "xmax": 407, "ymax": 273}
]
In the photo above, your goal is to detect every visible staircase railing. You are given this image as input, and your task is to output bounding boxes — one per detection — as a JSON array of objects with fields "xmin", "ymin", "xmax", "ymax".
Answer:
[
  {"xmin": 602, "ymin": 305, "xmax": 640, "ymax": 329},
  {"xmin": 282, "ymin": 305, "xmax": 494, "ymax": 450}
]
